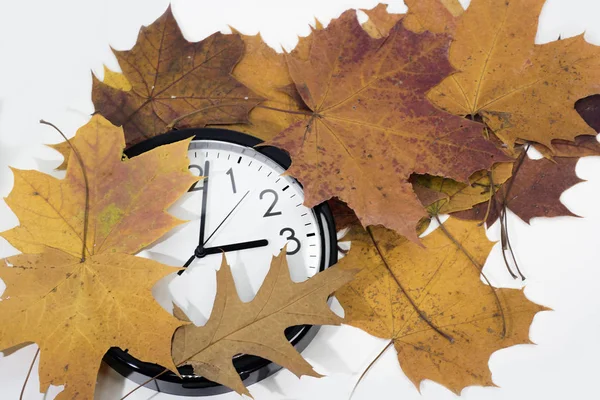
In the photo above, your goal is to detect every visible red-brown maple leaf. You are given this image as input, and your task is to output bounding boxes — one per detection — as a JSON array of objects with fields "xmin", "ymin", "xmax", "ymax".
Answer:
[{"xmin": 267, "ymin": 10, "xmax": 509, "ymax": 241}]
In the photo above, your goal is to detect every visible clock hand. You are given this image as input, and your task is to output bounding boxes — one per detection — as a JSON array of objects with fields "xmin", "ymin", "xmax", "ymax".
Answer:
[
  {"xmin": 202, "ymin": 190, "xmax": 250, "ymax": 246},
  {"xmin": 180, "ymin": 161, "xmax": 210, "ymax": 275},
  {"xmin": 198, "ymin": 160, "xmax": 210, "ymax": 245},
  {"xmin": 181, "ymin": 190, "xmax": 250, "ymax": 274},
  {"xmin": 201, "ymin": 239, "xmax": 269, "ymax": 256},
  {"xmin": 179, "ymin": 191, "xmax": 252, "ymax": 274}
]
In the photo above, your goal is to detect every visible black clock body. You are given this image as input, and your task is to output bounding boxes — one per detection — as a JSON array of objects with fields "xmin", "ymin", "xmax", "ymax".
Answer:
[{"xmin": 102, "ymin": 128, "xmax": 338, "ymax": 396}]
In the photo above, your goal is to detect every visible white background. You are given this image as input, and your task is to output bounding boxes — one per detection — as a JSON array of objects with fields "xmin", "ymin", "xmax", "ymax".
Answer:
[{"xmin": 1, "ymin": 0, "xmax": 600, "ymax": 399}]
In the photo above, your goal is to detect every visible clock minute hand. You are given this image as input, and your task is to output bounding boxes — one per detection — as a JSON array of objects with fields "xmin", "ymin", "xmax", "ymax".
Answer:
[
  {"xmin": 202, "ymin": 190, "xmax": 250, "ymax": 245},
  {"xmin": 203, "ymin": 239, "xmax": 269, "ymax": 255},
  {"xmin": 181, "ymin": 190, "xmax": 250, "ymax": 275}
]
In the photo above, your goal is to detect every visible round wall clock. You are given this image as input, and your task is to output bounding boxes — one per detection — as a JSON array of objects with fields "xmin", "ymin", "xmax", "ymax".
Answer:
[{"xmin": 103, "ymin": 128, "xmax": 338, "ymax": 396}]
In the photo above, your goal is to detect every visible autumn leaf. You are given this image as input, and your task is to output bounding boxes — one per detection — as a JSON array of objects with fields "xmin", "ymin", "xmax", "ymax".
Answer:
[
  {"xmin": 361, "ymin": 0, "xmax": 461, "ymax": 39},
  {"xmin": 0, "ymin": 115, "xmax": 197, "ymax": 399},
  {"xmin": 335, "ymin": 218, "xmax": 546, "ymax": 393},
  {"xmin": 212, "ymin": 31, "xmax": 309, "ymax": 141},
  {"xmin": 429, "ymin": 0, "xmax": 600, "ymax": 150},
  {"xmin": 361, "ymin": 4, "xmax": 404, "ymax": 39},
  {"xmin": 171, "ymin": 250, "xmax": 355, "ymax": 396},
  {"xmin": 534, "ymin": 134, "xmax": 600, "ymax": 159},
  {"xmin": 92, "ymin": 6, "xmax": 262, "ymax": 147},
  {"xmin": 454, "ymin": 156, "xmax": 581, "ymax": 225},
  {"xmin": 576, "ymin": 94, "xmax": 600, "ymax": 133},
  {"xmin": 403, "ymin": 0, "xmax": 463, "ymax": 34},
  {"xmin": 412, "ymin": 162, "xmax": 513, "ymax": 215},
  {"xmin": 267, "ymin": 10, "xmax": 508, "ymax": 242}
]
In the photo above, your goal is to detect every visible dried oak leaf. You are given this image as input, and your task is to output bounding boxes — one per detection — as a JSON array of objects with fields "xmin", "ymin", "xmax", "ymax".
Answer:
[
  {"xmin": 455, "ymin": 156, "xmax": 581, "ymax": 225},
  {"xmin": 429, "ymin": 0, "xmax": 600, "ymax": 150},
  {"xmin": 335, "ymin": 218, "xmax": 546, "ymax": 393},
  {"xmin": 92, "ymin": 7, "xmax": 262, "ymax": 147},
  {"xmin": 412, "ymin": 162, "xmax": 513, "ymax": 215},
  {"xmin": 171, "ymin": 251, "xmax": 355, "ymax": 396},
  {"xmin": 0, "ymin": 115, "xmax": 197, "ymax": 399},
  {"xmin": 267, "ymin": 10, "xmax": 508, "ymax": 242}
]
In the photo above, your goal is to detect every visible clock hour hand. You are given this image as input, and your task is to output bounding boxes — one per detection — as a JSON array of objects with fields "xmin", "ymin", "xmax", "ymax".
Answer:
[{"xmin": 202, "ymin": 239, "xmax": 269, "ymax": 255}]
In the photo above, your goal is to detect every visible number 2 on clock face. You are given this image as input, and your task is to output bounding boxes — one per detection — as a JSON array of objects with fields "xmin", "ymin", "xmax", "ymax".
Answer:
[{"xmin": 179, "ymin": 140, "xmax": 323, "ymax": 288}]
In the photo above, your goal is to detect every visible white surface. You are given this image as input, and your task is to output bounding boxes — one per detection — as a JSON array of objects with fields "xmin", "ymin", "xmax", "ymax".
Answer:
[{"xmin": 0, "ymin": 0, "xmax": 600, "ymax": 399}]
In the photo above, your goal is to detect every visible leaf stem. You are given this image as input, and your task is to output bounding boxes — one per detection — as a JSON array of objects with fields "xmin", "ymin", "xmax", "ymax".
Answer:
[
  {"xmin": 20, "ymin": 348, "xmax": 39, "ymax": 400},
  {"xmin": 365, "ymin": 226, "xmax": 454, "ymax": 343},
  {"xmin": 478, "ymin": 170, "xmax": 495, "ymax": 227},
  {"xmin": 40, "ymin": 120, "xmax": 90, "ymax": 262},
  {"xmin": 498, "ymin": 144, "xmax": 530, "ymax": 280},
  {"xmin": 433, "ymin": 215, "xmax": 507, "ymax": 338},
  {"xmin": 120, "ymin": 368, "xmax": 168, "ymax": 400},
  {"xmin": 349, "ymin": 340, "xmax": 393, "ymax": 400},
  {"xmin": 255, "ymin": 104, "xmax": 315, "ymax": 116},
  {"xmin": 166, "ymin": 103, "xmax": 255, "ymax": 131}
]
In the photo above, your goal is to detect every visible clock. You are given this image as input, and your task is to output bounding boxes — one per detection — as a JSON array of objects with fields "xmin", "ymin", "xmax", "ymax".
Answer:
[{"xmin": 103, "ymin": 128, "xmax": 338, "ymax": 396}]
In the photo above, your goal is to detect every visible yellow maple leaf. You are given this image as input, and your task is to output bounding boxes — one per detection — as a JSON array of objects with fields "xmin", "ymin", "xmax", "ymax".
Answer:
[
  {"xmin": 0, "ymin": 114, "xmax": 198, "ymax": 399},
  {"xmin": 336, "ymin": 218, "xmax": 546, "ymax": 393}
]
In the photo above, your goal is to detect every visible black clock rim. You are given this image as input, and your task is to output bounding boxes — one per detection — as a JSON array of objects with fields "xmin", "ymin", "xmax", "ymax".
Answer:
[{"xmin": 103, "ymin": 128, "xmax": 338, "ymax": 396}]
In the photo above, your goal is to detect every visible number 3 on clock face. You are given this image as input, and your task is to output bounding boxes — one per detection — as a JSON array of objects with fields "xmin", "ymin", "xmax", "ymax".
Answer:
[
  {"xmin": 106, "ymin": 129, "xmax": 337, "ymax": 394},
  {"xmin": 143, "ymin": 133, "xmax": 330, "ymax": 323}
]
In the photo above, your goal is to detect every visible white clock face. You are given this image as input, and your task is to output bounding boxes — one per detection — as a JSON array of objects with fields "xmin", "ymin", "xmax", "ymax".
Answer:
[{"xmin": 141, "ymin": 139, "xmax": 325, "ymax": 325}]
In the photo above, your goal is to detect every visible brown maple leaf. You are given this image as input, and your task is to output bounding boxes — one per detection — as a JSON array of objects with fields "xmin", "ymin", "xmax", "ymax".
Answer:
[
  {"xmin": 576, "ymin": 94, "xmax": 600, "ymax": 133},
  {"xmin": 211, "ymin": 31, "xmax": 309, "ymax": 141},
  {"xmin": 335, "ymin": 218, "xmax": 546, "ymax": 393},
  {"xmin": 429, "ymin": 0, "xmax": 600, "ymax": 150},
  {"xmin": 0, "ymin": 115, "xmax": 197, "ymax": 399},
  {"xmin": 411, "ymin": 162, "xmax": 513, "ymax": 215},
  {"xmin": 361, "ymin": 3, "xmax": 404, "ymax": 39},
  {"xmin": 403, "ymin": 0, "xmax": 463, "ymax": 34},
  {"xmin": 92, "ymin": 7, "xmax": 262, "ymax": 147},
  {"xmin": 266, "ymin": 10, "xmax": 508, "ymax": 242},
  {"xmin": 362, "ymin": 0, "xmax": 462, "ymax": 39},
  {"xmin": 171, "ymin": 250, "xmax": 355, "ymax": 396},
  {"xmin": 454, "ymin": 156, "xmax": 582, "ymax": 225}
]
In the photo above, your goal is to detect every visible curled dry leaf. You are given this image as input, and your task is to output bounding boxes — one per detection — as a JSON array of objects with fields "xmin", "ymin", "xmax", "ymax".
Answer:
[
  {"xmin": 412, "ymin": 162, "xmax": 513, "ymax": 215},
  {"xmin": 171, "ymin": 250, "xmax": 355, "ymax": 397},
  {"xmin": 0, "ymin": 115, "xmax": 197, "ymax": 399},
  {"xmin": 454, "ymin": 156, "xmax": 582, "ymax": 225},
  {"xmin": 267, "ymin": 10, "xmax": 508, "ymax": 242},
  {"xmin": 92, "ymin": 6, "xmax": 262, "ymax": 147},
  {"xmin": 429, "ymin": 0, "xmax": 600, "ymax": 150},
  {"xmin": 335, "ymin": 218, "xmax": 546, "ymax": 393},
  {"xmin": 535, "ymin": 134, "xmax": 600, "ymax": 159}
]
